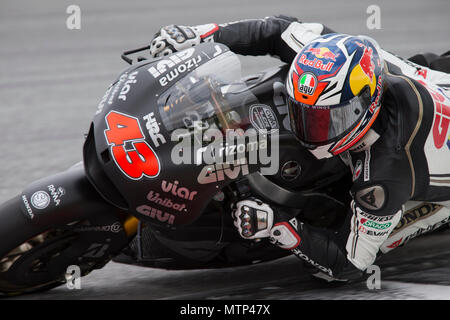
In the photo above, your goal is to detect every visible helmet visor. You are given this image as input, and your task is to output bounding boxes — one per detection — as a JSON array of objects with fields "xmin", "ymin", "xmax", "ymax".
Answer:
[{"xmin": 288, "ymin": 88, "xmax": 371, "ymax": 146}]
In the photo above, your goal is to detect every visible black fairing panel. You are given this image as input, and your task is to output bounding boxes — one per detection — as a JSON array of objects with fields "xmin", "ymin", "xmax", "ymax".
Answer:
[
  {"xmin": 84, "ymin": 43, "xmax": 347, "ymax": 228},
  {"xmin": 84, "ymin": 44, "xmax": 259, "ymax": 227}
]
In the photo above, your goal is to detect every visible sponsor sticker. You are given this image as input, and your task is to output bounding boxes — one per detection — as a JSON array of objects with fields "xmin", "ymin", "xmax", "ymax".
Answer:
[
  {"xmin": 391, "ymin": 202, "xmax": 443, "ymax": 235},
  {"xmin": 249, "ymin": 104, "xmax": 279, "ymax": 133},
  {"xmin": 22, "ymin": 195, "xmax": 34, "ymax": 219},
  {"xmin": 386, "ymin": 238, "xmax": 403, "ymax": 249},
  {"xmin": 76, "ymin": 222, "xmax": 123, "ymax": 233},
  {"xmin": 360, "ymin": 218, "xmax": 392, "ymax": 230},
  {"xmin": 356, "ymin": 185, "xmax": 385, "ymax": 211},
  {"xmin": 107, "ymin": 71, "xmax": 139, "ymax": 106},
  {"xmin": 118, "ymin": 71, "xmax": 138, "ymax": 102},
  {"xmin": 143, "ymin": 112, "xmax": 167, "ymax": 147},
  {"xmin": 419, "ymin": 80, "xmax": 450, "ymax": 150},
  {"xmin": 363, "ymin": 149, "xmax": 371, "ymax": 182},
  {"xmin": 298, "ymin": 72, "xmax": 317, "ymax": 96},
  {"xmin": 147, "ymin": 190, "xmax": 187, "ymax": 212},
  {"xmin": 197, "ymin": 161, "xmax": 249, "ymax": 184},
  {"xmin": 48, "ymin": 184, "xmax": 66, "ymax": 207},
  {"xmin": 147, "ymin": 48, "xmax": 202, "ymax": 87},
  {"xmin": 96, "ymin": 85, "xmax": 112, "ymax": 115},
  {"xmin": 281, "ymin": 161, "xmax": 301, "ymax": 181},
  {"xmin": 136, "ymin": 204, "xmax": 175, "ymax": 225},
  {"xmin": 299, "ymin": 54, "xmax": 334, "ymax": 72},
  {"xmin": 161, "ymin": 180, "xmax": 197, "ymax": 201},
  {"xmin": 31, "ymin": 191, "xmax": 51, "ymax": 210}
]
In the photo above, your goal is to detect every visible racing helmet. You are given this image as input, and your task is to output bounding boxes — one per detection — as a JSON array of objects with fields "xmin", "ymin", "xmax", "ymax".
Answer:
[{"xmin": 286, "ymin": 34, "xmax": 385, "ymax": 159}]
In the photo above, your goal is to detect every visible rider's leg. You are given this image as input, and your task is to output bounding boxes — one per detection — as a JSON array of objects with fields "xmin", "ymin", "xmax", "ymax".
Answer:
[{"xmin": 380, "ymin": 201, "xmax": 450, "ymax": 253}]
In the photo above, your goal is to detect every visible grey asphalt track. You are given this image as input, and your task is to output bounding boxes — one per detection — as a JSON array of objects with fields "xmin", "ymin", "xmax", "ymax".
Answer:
[
  {"xmin": 1, "ymin": 0, "xmax": 449, "ymax": 300},
  {"xmin": 12, "ymin": 231, "xmax": 450, "ymax": 300}
]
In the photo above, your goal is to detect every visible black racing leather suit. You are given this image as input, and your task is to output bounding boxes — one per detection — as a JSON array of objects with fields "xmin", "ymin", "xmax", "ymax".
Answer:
[{"xmin": 198, "ymin": 15, "xmax": 450, "ymax": 277}]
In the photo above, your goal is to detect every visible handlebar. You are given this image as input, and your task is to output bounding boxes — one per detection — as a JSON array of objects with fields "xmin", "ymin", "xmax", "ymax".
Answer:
[{"xmin": 121, "ymin": 45, "xmax": 150, "ymax": 65}]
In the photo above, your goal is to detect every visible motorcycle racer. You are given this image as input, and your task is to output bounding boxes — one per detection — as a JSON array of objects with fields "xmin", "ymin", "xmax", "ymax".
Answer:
[{"xmin": 149, "ymin": 16, "xmax": 450, "ymax": 281}]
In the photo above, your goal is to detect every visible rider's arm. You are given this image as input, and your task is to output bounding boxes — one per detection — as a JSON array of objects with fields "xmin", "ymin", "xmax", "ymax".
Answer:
[
  {"xmin": 149, "ymin": 16, "xmax": 336, "ymax": 63},
  {"xmin": 341, "ymin": 84, "xmax": 419, "ymax": 270},
  {"xmin": 381, "ymin": 49, "xmax": 450, "ymax": 86},
  {"xmin": 212, "ymin": 15, "xmax": 336, "ymax": 63},
  {"xmin": 233, "ymin": 198, "xmax": 356, "ymax": 280}
]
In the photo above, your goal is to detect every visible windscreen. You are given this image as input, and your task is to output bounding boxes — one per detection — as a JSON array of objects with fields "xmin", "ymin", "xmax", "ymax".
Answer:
[{"xmin": 157, "ymin": 51, "xmax": 259, "ymax": 133}]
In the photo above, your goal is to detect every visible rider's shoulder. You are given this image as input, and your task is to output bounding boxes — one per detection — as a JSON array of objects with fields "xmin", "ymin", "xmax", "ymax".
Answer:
[{"xmin": 384, "ymin": 69, "xmax": 434, "ymax": 106}]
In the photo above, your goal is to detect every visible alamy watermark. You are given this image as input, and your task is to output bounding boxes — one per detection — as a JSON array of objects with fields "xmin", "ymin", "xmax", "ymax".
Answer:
[
  {"xmin": 366, "ymin": 5, "xmax": 381, "ymax": 30},
  {"xmin": 66, "ymin": 5, "xmax": 81, "ymax": 30},
  {"xmin": 366, "ymin": 264, "xmax": 381, "ymax": 289},
  {"xmin": 66, "ymin": 265, "xmax": 81, "ymax": 290},
  {"xmin": 170, "ymin": 122, "xmax": 280, "ymax": 178}
]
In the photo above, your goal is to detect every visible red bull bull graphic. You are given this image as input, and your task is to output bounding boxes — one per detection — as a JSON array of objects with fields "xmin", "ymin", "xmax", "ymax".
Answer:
[
  {"xmin": 357, "ymin": 43, "xmax": 375, "ymax": 80},
  {"xmin": 306, "ymin": 47, "xmax": 339, "ymax": 61}
]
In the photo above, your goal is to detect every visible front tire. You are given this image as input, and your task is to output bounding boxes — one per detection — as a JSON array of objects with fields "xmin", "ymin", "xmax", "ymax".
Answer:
[{"xmin": 0, "ymin": 196, "xmax": 127, "ymax": 296}]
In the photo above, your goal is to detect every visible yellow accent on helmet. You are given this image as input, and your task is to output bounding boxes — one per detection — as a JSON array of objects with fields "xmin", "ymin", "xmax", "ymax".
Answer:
[{"xmin": 349, "ymin": 64, "xmax": 376, "ymax": 97}]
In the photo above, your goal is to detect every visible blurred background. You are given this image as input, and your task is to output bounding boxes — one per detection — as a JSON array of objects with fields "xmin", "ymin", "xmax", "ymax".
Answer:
[{"xmin": 0, "ymin": 0, "xmax": 449, "ymax": 300}]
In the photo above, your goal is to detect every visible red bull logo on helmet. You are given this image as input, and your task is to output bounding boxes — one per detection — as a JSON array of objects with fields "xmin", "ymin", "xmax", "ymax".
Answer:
[
  {"xmin": 299, "ymin": 46, "xmax": 340, "ymax": 72},
  {"xmin": 299, "ymin": 54, "xmax": 334, "ymax": 72},
  {"xmin": 356, "ymin": 42, "xmax": 375, "ymax": 80},
  {"xmin": 306, "ymin": 47, "xmax": 339, "ymax": 61}
]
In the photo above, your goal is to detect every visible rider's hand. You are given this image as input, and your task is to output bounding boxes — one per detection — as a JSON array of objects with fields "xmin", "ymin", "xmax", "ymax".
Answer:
[
  {"xmin": 150, "ymin": 24, "xmax": 218, "ymax": 58},
  {"xmin": 232, "ymin": 199, "xmax": 274, "ymax": 239}
]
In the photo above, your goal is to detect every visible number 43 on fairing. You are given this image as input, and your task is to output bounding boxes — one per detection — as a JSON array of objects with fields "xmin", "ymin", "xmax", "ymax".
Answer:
[{"xmin": 104, "ymin": 111, "xmax": 160, "ymax": 180}]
